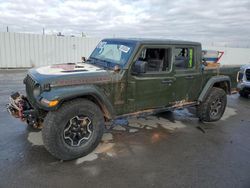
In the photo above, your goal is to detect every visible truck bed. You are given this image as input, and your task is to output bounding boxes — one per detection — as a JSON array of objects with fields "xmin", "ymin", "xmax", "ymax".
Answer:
[{"xmin": 204, "ymin": 65, "xmax": 241, "ymax": 91}]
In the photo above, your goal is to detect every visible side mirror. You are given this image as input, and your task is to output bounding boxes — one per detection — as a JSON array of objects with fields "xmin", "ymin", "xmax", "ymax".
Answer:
[{"xmin": 132, "ymin": 61, "xmax": 147, "ymax": 75}]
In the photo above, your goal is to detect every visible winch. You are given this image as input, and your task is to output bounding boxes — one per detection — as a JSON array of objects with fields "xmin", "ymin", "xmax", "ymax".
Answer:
[{"xmin": 7, "ymin": 92, "xmax": 42, "ymax": 129}]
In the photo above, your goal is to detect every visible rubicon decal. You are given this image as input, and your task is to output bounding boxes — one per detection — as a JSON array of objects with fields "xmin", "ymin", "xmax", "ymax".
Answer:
[{"xmin": 51, "ymin": 76, "xmax": 111, "ymax": 87}]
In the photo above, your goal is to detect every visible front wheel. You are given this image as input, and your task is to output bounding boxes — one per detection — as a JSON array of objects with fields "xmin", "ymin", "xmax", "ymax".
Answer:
[
  {"xmin": 42, "ymin": 99, "xmax": 104, "ymax": 160},
  {"xmin": 197, "ymin": 87, "xmax": 227, "ymax": 122}
]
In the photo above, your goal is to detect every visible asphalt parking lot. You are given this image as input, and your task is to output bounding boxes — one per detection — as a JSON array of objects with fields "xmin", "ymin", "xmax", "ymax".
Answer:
[{"xmin": 0, "ymin": 70, "xmax": 250, "ymax": 188}]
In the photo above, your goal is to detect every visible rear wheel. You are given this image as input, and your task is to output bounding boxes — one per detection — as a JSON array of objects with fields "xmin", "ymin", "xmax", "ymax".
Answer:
[
  {"xmin": 197, "ymin": 87, "xmax": 227, "ymax": 122},
  {"xmin": 42, "ymin": 99, "xmax": 104, "ymax": 160}
]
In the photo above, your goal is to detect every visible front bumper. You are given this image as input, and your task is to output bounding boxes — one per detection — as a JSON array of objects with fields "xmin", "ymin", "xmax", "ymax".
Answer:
[
  {"xmin": 7, "ymin": 92, "xmax": 42, "ymax": 129},
  {"xmin": 237, "ymin": 81, "xmax": 250, "ymax": 93}
]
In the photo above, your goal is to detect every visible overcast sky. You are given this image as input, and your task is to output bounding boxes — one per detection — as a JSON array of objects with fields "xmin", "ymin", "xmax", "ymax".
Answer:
[{"xmin": 0, "ymin": 0, "xmax": 250, "ymax": 47}]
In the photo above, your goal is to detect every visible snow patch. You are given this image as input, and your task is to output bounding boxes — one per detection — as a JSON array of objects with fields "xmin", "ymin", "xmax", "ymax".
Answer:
[
  {"xmin": 129, "ymin": 128, "xmax": 139, "ymax": 133},
  {"xmin": 160, "ymin": 121, "xmax": 186, "ymax": 131},
  {"xmin": 27, "ymin": 132, "xmax": 43, "ymax": 146},
  {"xmin": 76, "ymin": 153, "xmax": 98, "ymax": 164},
  {"xmin": 75, "ymin": 140, "xmax": 115, "ymax": 164},
  {"xmin": 221, "ymin": 107, "xmax": 237, "ymax": 120},
  {"xmin": 101, "ymin": 133, "xmax": 113, "ymax": 141},
  {"xmin": 113, "ymin": 125, "xmax": 126, "ymax": 131}
]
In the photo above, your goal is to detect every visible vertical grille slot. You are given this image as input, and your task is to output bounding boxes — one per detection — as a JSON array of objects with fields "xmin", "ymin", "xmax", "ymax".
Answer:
[
  {"xmin": 24, "ymin": 74, "xmax": 37, "ymax": 106},
  {"xmin": 25, "ymin": 75, "xmax": 36, "ymax": 88}
]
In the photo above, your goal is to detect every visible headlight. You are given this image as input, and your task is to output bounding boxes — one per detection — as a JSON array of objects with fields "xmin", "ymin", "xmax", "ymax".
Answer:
[{"xmin": 33, "ymin": 84, "xmax": 41, "ymax": 97}]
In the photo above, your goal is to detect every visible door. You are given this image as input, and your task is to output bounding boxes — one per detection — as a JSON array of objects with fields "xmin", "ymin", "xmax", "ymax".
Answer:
[
  {"xmin": 128, "ymin": 45, "xmax": 175, "ymax": 111},
  {"xmin": 172, "ymin": 46, "xmax": 202, "ymax": 102}
]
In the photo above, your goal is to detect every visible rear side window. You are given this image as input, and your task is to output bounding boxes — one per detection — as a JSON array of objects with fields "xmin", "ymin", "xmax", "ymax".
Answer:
[{"xmin": 174, "ymin": 47, "xmax": 194, "ymax": 69}]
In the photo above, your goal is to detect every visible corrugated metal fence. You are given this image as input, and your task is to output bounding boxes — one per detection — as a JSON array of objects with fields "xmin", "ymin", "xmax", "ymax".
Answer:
[
  {"xmin": 0, "ymin": 32, "xmax": 250, "ymax": 68},
  {"xmin": 0, "ymin": 32, "xmax": 101, "ymax": 68}
]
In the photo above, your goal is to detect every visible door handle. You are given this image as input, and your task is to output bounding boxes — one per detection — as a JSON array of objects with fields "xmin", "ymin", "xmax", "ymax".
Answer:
[
  {"xmin": 161, "ymin": 80, "xmax": 173, "ymax": 85},
  {"xmin": 185, "ymin": 75, "xmax": 194, "ymax": 79}
]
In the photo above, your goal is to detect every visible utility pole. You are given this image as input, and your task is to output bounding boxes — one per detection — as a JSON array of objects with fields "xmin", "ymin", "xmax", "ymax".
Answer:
[
  {"xmin": 6, "ymin": 26, "xmax": 9, "ymax": 32},
  {"xmin": 43, "ymin": 28, "xmax": 45, "ymax": 35}
]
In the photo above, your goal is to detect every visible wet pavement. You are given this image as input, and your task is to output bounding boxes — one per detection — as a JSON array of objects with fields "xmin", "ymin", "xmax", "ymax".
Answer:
[{"xmin": 0, "ymin": 70, "xmax": 250, "ymax": 188}]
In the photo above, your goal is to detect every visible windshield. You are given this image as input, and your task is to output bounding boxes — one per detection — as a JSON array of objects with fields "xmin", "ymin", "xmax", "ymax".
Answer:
[{"xmin": 89, "ymin": 40, "xmax": 135, "ymax": 69}]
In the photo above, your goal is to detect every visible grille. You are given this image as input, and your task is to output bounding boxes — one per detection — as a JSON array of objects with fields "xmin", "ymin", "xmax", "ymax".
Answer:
[
  {"xmin": 246, "ymin": 69, "xmax": 250, "ymax": 81},
  {"xmin": 24, "ymin": 74, "xmax": 37, "ymax": 106}
]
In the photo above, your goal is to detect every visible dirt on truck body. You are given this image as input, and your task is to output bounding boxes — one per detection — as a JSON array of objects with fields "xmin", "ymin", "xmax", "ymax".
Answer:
[{"xmin": 7, "ymin": 38, "xmax": 240, "ymax": 160}]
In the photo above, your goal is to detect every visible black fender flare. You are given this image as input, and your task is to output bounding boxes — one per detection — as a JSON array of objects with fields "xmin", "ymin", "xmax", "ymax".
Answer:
[
  {"xmin": 39, "ymin": 85, "xmax": 115, "ymax": 119},
  {"xmin": 198, "ymin": 76, "xmax": 231, "ymax": 102}
]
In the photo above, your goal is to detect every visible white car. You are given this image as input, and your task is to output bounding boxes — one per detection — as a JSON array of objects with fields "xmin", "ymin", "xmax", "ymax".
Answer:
[{"xmin": 237, "ymin": 65, "xmax": 250, "ymax": 98}]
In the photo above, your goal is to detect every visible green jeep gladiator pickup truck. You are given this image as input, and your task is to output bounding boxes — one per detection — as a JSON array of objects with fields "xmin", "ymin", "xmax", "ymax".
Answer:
[{"xmin": 7, "ymin": 38, "xmax": 239, "ymax": 160}]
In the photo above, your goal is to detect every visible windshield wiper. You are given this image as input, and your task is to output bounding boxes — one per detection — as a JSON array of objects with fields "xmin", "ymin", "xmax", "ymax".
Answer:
[
  {"xmin": 100, "ymin": 59, "xmax": 113, "ymax": 68},
  {"xmin": 84, "ymin": 59, "xmax": 92, "ymax": 63},
  {"xmin": 88, "ymin": 57, "xmax": 112, "ymax": 70}
]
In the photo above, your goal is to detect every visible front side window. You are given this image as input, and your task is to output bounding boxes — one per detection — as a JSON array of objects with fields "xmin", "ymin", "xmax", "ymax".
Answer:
[
  {"xmin": 89, "ymin": 40, "xmax": 135, "ymax": 68},
  {"xmin": 136, "ymin": 47, "xmax": 171, "ymax": 73},
  {"xmin": 174, "ymin": 47, "xmax": 194, "ymax": 69}
]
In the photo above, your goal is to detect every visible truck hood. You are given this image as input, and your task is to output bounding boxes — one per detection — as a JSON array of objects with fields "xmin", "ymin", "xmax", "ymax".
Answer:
[{"xmin": 28, "ymin": 63, "xmax": 114, "ymax": 86}]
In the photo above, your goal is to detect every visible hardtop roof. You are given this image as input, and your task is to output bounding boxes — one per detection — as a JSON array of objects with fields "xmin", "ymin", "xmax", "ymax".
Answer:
[{"xmin": 103, "ymin": 38, "xmax": 201, "ymax": 46}]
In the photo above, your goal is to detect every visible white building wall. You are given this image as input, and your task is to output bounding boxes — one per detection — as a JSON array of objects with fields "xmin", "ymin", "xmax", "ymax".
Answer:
[
  {"xmin": 0, "ymin": 32, "xmax": 101, "ymax": 68},
  {"xmin": 0, "ymin": 32, "xmax": 250, "ymax": 68},
  {"xmin": 203, "ymin": 46, "xmax": 250, "ymax": 65}
]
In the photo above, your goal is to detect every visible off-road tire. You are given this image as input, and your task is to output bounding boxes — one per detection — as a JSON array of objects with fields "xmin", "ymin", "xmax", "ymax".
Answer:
[
  {"xmin": 239, "ymin": 90, "xmax": 248, "ymax": 98},
  {"xmin": 197, "ymin": 87, "xmax": 227, "ymax": 122},
  {"xmin": 42, "ymin": 99, "xmax": 104, "ymax": 160}
]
